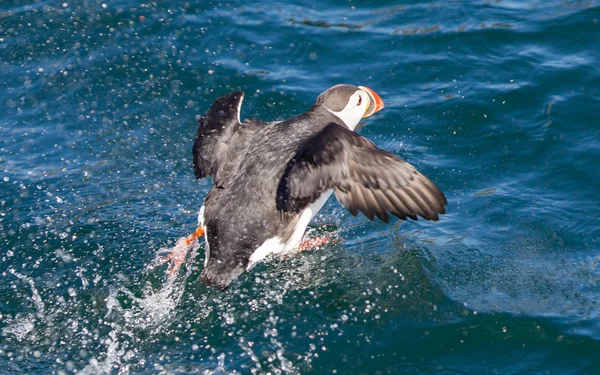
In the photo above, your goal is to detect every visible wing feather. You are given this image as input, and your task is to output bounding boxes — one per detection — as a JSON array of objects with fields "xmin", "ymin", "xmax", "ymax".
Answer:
[
  {"xmin": 277, "ymin": 122, "xmax": 446, "ymax": 222},
  {"xmin": 192, "ymin": 91, "xmax": 245, "ymax": 181}
]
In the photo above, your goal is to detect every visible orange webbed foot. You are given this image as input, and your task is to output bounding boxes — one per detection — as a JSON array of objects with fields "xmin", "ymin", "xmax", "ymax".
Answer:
[{"xmin": 153, "ymin": 226, "xmax": 204, "ymax": 276}]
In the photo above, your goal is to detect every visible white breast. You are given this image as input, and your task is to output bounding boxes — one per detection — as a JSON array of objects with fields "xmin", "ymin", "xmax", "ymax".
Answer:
[
  {"xmin": 246, "ymin": 189, "xmax": 333, "ymax": 270},
  {"xmin": 197, "ymin": 205, "xmax": 210, "ymax": 267}
]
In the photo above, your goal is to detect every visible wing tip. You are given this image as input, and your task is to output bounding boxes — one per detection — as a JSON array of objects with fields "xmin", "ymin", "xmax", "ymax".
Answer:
[{"xmin": 210, "ymin": 91, "xmax": 245, "ymax": 124}]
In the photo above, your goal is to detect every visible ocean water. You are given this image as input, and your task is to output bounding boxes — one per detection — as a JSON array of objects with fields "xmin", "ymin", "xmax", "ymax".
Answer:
[{"xmin": 1, "ymin": 0, "xmax": 599, "ymax": 373}]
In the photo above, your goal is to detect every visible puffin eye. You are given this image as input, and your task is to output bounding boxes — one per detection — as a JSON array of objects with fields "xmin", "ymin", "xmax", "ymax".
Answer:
[{"xmin": 356, "ymin": 96, "xmax": 362, "ymax": 106}]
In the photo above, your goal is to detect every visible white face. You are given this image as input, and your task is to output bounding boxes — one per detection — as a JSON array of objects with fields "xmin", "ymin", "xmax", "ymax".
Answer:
[{"xmin": 327, "ymin": 89, "xmax": 370, "ymax": 131}]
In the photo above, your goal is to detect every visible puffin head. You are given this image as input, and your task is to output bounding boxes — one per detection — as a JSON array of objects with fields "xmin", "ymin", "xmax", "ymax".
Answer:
[{"xmin": 314, "ymin": 84, "xmax": 385, "ymax": 130}]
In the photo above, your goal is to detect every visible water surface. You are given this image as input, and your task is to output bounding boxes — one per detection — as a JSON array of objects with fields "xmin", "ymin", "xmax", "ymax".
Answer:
[{"xmin": 1, "ymin": 1, "xmax": 599, "ymax": 373}]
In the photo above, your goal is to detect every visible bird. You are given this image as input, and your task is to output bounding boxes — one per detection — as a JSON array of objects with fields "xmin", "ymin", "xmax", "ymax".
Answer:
[{"xmin": 190, "ymin": 84, "xmax": 446, "ymax": 290}]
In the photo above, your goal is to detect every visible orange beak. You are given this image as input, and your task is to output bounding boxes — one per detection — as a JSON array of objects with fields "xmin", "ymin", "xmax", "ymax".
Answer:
[{"xmin": 358, "ymin": 86, "xmax": 385, "ymax": 118}]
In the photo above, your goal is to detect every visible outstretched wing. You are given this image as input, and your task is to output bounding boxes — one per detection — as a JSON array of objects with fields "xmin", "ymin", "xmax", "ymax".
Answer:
[
  {"xmin": 193, "ymin": 91, "xmax": 245, "ymax": 180},
  {"xmin": 276, "ymin": 123, "xmax": 447, "ymax": 222}
]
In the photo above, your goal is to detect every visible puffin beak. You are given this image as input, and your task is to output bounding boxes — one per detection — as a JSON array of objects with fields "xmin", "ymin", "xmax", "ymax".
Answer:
[{"xmin": 358, "ymin": 86, "xmax": 385, "ymax": 118}]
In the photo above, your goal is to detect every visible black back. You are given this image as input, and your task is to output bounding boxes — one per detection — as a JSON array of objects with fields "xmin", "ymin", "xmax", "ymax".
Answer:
[{"xmin": 194, "ymin": 98, "xmax": 342, "ymax": 289}]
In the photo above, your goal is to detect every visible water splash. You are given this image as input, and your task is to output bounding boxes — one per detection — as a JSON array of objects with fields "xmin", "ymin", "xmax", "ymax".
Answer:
[
  {"xmin": 2, "ymin": 313, "xmax": 36, "ymax": 342},
  {"xmin": 2, "ymin": 270, "xmax": 46, "ymax": 341},
  {"xmin": 78, "ymin": 237, "xmax": 203, "ymax": 373},
  {"xmin": 8, "ymin": 269, "xmax": 45, "ymax": 317}
]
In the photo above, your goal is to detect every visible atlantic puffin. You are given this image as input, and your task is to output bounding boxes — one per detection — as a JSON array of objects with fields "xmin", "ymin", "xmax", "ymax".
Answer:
[{"xmin": 191, "ymin": 84, "xmax": 446, "ymax": 289}]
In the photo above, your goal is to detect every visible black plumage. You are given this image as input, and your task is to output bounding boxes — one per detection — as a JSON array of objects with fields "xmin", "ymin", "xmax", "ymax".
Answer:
[{"xmin": 192, "ymin": 84, "xmax": 446, "ymax": 289}]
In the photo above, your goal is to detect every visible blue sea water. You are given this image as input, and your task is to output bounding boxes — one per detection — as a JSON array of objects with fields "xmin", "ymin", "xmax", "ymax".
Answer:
[{"xmin": 1, "ymin": 0, "xmax": 599, "ymax": 373}]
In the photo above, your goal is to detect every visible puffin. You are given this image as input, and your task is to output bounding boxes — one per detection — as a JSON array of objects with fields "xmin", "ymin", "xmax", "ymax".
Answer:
[{"xmin": 191, "ymin": 84, "xmax": 446, "ymax": 290}]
